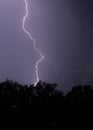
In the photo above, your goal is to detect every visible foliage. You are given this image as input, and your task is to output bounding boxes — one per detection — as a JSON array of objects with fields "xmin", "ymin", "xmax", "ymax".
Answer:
[{"xmin": 0, "ymin": 80, "xmax": 92, "ymax": 129}]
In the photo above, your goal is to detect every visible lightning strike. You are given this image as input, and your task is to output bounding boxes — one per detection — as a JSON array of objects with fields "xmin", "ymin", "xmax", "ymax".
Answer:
[{"xmin": 22, "ymin": 0, "xmax": 44, "ymax": 86}]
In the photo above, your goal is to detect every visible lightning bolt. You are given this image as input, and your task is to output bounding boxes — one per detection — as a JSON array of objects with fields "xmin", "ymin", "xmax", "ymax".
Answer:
[{"xmin": 22, "ymin": 0, "xmax": 44, "ymax": 86}]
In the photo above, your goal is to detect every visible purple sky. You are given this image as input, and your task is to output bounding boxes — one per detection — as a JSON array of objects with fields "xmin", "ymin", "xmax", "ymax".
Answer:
[{"xmin": 0, "ymin": 0, "xmax": 93, "ymax": 92}]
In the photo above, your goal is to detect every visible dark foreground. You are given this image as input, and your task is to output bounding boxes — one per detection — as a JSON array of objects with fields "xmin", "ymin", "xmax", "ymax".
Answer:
[{"xmin": 0, "ymin": 80, "xmax": 93, "ymax": 129}]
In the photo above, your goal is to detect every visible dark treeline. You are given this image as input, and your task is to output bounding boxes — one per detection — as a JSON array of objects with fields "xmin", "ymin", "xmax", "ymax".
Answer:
[{"xmin": 0, "ymin": 79, "xmax": 93, "ymax": 129}]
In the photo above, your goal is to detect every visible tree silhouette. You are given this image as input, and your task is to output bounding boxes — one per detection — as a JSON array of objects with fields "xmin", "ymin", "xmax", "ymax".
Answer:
[{"xmin": 0, "ymin": 80, "xmax": 92, "ymax": 129}]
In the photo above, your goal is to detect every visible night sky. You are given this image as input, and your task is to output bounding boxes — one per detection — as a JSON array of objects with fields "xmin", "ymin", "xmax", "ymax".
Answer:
[{"xmin": 0, "ymin": 0, "xmax": 93, "ymax": 92}]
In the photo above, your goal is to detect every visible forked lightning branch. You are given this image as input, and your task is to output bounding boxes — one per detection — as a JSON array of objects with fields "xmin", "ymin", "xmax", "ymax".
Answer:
[{"xmin": 22, "ymin": 0, "xmax": 44, "ymax": 85}]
